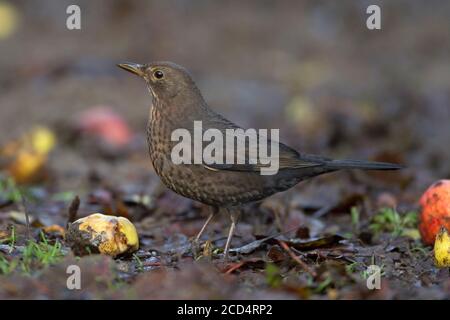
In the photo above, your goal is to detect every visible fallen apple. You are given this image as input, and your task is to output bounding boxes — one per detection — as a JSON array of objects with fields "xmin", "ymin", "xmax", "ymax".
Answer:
[
  {"xmin": 76, "ymin": 106, "xmax": 133, "ymax": 147},
  {"xmin": 66, "ymin": 213, "xmax": 139, "ymax": 257},
  {"xmin": 1, "ymin": 126, "xmax": 56, "ymax": 183},
  {"xmin": 419, "ymin": 180, "xmax": 450, "ymax": 245},
  {"xmin": 434, "ymin": 227, "xmax": 450, "ymax": 268}
]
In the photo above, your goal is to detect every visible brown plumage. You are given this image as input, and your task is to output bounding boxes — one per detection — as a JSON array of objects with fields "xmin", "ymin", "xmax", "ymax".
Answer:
[{"xmin": 118, "ymin": 61, "xmax": 402, "ymax": 259}]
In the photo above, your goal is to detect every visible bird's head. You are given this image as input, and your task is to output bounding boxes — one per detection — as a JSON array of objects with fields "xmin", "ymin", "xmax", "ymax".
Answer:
[{"xmin": 117, "ymin": 61, "xmax": 198, "ymax": 101}]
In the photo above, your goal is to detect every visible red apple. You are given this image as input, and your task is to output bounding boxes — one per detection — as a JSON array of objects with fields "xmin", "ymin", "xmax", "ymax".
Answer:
[{"xmin": 419, "ymin": 180, "xmax": 450, "ymax": 245}]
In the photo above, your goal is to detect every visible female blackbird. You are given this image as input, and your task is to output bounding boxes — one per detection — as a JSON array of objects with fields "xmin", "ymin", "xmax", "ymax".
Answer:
[{"xmin": 118, "ymin": 61, "xmax": 402, "ymax": 259}]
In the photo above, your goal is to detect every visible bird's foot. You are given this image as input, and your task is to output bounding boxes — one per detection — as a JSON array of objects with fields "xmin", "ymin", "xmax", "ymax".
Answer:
[
  {"xmin": 190, "ymin": 238, "xmax": 203, "ymax": 259},
  {"xmin": 191, "ymin": 238, "xmax": 217, "ymax": 261},
  {"xmin": 222, "ymin": 253, "xmax": 238, "ymax": 263}
]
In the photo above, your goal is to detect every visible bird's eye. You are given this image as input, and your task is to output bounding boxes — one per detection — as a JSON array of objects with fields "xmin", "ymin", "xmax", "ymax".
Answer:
[{"xmin": 153, "ymin": 70, "xmax": 164, "ymax": 79}]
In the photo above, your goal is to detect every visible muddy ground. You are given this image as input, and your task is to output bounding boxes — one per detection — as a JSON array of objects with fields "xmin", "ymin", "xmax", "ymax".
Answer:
[{"xmin": 0, "ymin": 0, "xmax": 449, "ymax": 299}]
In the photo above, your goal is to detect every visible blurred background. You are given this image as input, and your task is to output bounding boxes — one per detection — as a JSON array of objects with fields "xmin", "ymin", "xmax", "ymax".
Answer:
[{"xmin": 0, "ymin": 0, "xmax": 449, "ymax": 203}]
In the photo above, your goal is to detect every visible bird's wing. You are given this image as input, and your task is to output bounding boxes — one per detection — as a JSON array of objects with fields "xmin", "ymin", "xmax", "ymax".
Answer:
[
  {"xmin": 202, "ymin": 141, "xmax": 323, "ymax": 173},
  {"xmin": 199, "ymin": 112, "xmax": 324, "ymax": 173}
]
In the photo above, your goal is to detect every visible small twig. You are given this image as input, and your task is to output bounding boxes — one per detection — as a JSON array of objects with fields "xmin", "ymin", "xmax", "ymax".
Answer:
[
  {"xmin": 20, "ymin": 195, "xmax": 31, "ymax": 240},
  {"xmin": 278, "ymin": 239, "xmax": 317, "ymax": 277},
  {"xmin": 67, "ymin": 195, "xmax": 80, "ymax": 227},
  {"xmin": 224, "ymin": 261, "xmax": 246, "ymax": 274}
]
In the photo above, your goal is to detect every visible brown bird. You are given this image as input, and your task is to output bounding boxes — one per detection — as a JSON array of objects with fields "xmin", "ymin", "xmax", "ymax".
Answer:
[{"xmin": 118, "ymin": 61, "xmax": 402, "ymax": 259}]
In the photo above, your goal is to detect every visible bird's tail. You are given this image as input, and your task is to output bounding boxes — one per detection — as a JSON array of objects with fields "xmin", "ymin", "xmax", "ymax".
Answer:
[{"xmin": 325, "ymin": 159, "xmax": 404, "ymax": 171}]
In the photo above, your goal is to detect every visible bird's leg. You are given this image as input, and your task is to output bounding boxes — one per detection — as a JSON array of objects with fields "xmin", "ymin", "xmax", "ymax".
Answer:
[
  {"xmin": 224, "ymin": 209, "xmax": 240, "ymax": 261},
  {"xmin": 195, "ymin": 206, "xmax": 217, "ymax": 241},
  {"xmin": 191, "ymin": 206, "xmax": 218, "ymax": 258}
]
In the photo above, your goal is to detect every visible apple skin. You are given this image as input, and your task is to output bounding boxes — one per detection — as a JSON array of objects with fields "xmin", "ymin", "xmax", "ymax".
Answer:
[
  {"xmin": 77, "ymin": 106, "xmax": 133, "ymax": 147},
  {"xmin": 419, "ymin": 180, "xmax": 450, "ymax": 245}
]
